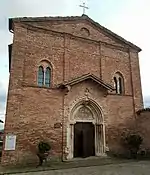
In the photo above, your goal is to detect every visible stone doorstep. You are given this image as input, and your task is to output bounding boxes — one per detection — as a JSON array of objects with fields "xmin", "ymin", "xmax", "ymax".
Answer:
[{"xmin": 0, "ymin": 157, "xmax": 134, "ymax": 175}]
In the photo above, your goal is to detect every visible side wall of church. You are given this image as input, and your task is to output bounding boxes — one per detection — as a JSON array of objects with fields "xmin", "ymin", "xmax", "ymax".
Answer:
[{"xmin": 129, "ymin": 51, "xmax": 144, "ymax": 110}]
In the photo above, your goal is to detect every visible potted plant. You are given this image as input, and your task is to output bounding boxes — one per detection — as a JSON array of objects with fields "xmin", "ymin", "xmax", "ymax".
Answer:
[{"xmin": 36, "ymin": 141, "xmax": 51, "ymax": 167}]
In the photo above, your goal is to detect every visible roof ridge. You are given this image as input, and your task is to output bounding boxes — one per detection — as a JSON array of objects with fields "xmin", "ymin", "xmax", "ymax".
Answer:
[{"xmin": 10, "ymin": 15, "xmax": 82, "ymax": 21}]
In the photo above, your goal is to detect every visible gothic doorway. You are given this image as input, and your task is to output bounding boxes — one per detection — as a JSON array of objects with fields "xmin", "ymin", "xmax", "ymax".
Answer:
[
  {"xmin": 74, "ymin": 122, "xmax": 95, "ymax": 158},
  {"xmin": 67, "ymin": 99, "xmax": 106, "ymax": 159}
]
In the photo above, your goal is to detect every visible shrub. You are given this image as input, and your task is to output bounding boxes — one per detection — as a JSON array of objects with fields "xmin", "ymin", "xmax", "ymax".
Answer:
[
  {"xmin": 36, "ymin": 141, "xmax": 51, "ymax": 167},
  {"xmin": 136, "ymin": 108, "xmax": 150, "ymax": 115},
  {"xmin": 38, "ymin": 141, "xmax": 51, "ymax": 153},
  {"xmin": 122, "ymin": 133, "xmax": 143, "ymax": 159}
]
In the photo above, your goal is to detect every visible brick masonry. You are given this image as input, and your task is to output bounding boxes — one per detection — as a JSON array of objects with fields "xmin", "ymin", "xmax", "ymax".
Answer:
[
  {"xmin": 1, "ymin": 16, "xmax": 143, "ymax": 166},
  {"xmin": 136, "ymin": 111, "xmax": 150, "ymax": 150}
]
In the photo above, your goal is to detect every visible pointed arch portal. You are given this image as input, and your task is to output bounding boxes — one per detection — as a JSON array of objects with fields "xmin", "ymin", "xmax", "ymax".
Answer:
[{"xmin": 67, "ymin": 99, "xmax": 106, "ymax": 159}]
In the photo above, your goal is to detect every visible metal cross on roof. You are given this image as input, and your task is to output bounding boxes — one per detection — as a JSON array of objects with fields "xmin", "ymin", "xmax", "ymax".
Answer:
[{"xmin": 79, "ymin": 2, "xmax": 89, "ymax": 14}]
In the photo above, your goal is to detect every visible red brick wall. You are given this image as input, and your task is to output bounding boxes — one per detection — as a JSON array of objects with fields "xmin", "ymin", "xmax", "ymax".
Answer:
[
  {"xmin": 129, "ymin": 51, "xmax": 144, "ymax": 111},
  {"xmin": 101, "ymin": 45, "xmax": 132, "ymax": 95},
  {"xmin": 66, "ymin": 38, "xmax": 100, "ymax": 79},
  {"xmin": 2, "ymin": 19, "xmax": 143, "ymax": 165},
  {"xmin": 32, "ymin": 21, "xmax": 123, "ymax": 47},
  {"xmin": 2, "ymin": 23, "xmax": 64, "ymax": 165},
  {"xmin": 136, "ymin": 112, "xmax": 150, "ymax": 150}
]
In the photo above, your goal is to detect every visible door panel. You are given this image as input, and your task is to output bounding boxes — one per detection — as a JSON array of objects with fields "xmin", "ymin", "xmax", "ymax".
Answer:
[
  {"xmin": 74, "ymin": 123, "xmax": 83, "ymax": 157},
  {"xmin": 74, "ymin": 122, "xmax": 95, "ymax": 158},
  {"xmin": 83, "ymin": 123, "xmax": 95, "ymax": 157}
]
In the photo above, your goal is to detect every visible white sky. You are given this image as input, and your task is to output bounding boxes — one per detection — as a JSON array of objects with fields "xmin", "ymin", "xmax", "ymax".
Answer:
[{"xmin": 0, "ymin": 0, "xmax": 150, "ymax": 128}]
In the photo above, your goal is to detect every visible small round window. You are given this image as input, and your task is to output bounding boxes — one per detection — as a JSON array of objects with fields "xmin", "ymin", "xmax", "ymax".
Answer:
[{"xmin": 80, "ymin": 27, "xmax": 90, "ymax": 37}]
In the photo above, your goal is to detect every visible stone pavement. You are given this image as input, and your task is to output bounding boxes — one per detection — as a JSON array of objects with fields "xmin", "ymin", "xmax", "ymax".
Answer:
[
  {"xmin": 9, "ymin": 161, "xmax": 150, "ymax": 175},
  {"xmin": 0, "ymin": 157, "xmax": 129, "ymax": 174}
]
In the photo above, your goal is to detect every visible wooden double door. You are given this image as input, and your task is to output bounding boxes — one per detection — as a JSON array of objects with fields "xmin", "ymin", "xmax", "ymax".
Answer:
[{"xmin": 74, "ymin": 122, "xmax": 95, "ymax": 158}]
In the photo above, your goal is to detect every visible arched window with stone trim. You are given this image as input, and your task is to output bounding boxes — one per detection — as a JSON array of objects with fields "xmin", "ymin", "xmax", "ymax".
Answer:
[
  {"xmin": 45, "ymin": 67, "xmax": 51, "ymax": 87},
  {"xmin": 118, "ymin": 77, "xmax": 123, "ymax": 94},
  {"xmin": 113, "ymin": 72, "xmax": 124, "ymax": 95},
  {"xmin": 80, "ymin": 27, "xmax": 90, "ymax": 37},
  {"xmin": 113, "ymin": 77, "xmax": 118, "ymax": 94},
  {"xmin": 38, "ymin": 66, "xmax": 44, "ymax": 86},
  {"xmin": 37, "ymin": 60, "xmax": 52, "ymax": 88}
]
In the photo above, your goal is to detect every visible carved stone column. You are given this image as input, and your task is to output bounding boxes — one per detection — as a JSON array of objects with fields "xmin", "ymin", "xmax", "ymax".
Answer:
[
  {"xmin": 100, "ymin": 124, "xmax": 104, "ymax": 154},
  {"xmin": 96, "ymin": 124, "xmax": 105, "ymax": 156},
  {"xmin": 67, "ymin": 124, "xmax": 74, "ymax": 159}
]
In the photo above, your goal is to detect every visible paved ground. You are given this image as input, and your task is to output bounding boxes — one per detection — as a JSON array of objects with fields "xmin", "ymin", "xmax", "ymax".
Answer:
[{"xmin": 9, "ymin": 161, "xmax": 150, "ymax": 175}]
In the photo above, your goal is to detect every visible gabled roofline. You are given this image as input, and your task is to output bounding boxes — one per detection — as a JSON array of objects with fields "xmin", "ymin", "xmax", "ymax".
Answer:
[
  {"xmin": 9, "ymin": 14, "xmax": 142, "ymax": 52},
  {"xmin": 58, "ymin": 73, "xmax": 115, "ymax": 91},
  {"xmin": 82, "ymin": 15, "xmax": 141, "ymax": 52}
]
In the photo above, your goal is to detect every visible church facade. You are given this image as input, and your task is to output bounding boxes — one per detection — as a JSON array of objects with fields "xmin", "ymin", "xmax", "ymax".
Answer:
[{"xmin": 2, "ymin": 15, "xmax": 143, "ymax": 165}]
